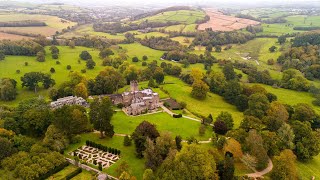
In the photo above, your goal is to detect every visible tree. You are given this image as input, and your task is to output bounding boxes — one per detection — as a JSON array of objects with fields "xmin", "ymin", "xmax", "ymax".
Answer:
[
  {"xmin": 50, "ymin": 45, "xmax": 59, "ymax": 55},
  {"xmin": 143, "ymin": 169, "xmax": 154, "ymax": 180},
  {"xmin": 115, "ymin": 161, "xmax": 130, "ymax": 177},
  {"xmin": 43, "ymin": 125, "xmax": 69, "ymax": 152},
  {"xmin": 53, "ymin": 105, "xmax": 90, "ymax": 138},
  {"xmin": 175, "ymin": 135, "xmax": 182, "ymax": 151},
  {"xmin": 292, "ymin": 103, "xmax": 316, "ymax": 122},
  {"xmin": 89, "ymin": 97, "xmax": 114, "ymax": 138},
  {"xmin": 21, "ymin": 72, "xmax": 55, "ymax": 92},
  {"xmin": 221, "ymin": 154, "xmax": 235, "ymax": 180},
  {"xmin": 79, "ymin": 51, "xmax": 92, "ymax": 60},
  {"xmin": 277, "ymin": 123, "xmax": 295, "ymax": 150},
  {"xmin": 123, "ymin": 65, "xmax": 139, "ymax": 84},
  {"xmin": 246, "ymin": 130, "xmax": 269, "ymax": 170},
  {"xmin": 215, "ymin": 45, "xmax": 222, "ymax": 52},
  {"xmin": 22, "ymin": 107, "xmax": 53, "ymax": 137},
  {"xmin": 74, "ymin": 83, "xmax": 88, "ymax": 99},
  {"xmin": 292, "ymin": 121, "xmax": 320, "ymax": 161},
  {"xmin": 142, "ymin": 55, "xmax": 148, "ymax": 61},
  {"xmin": 148, "ymin": 78, "xmax": 156, "ymax": 88},
  {"xmin": 245, "ymin": 93, "xmax": 270, "ymax": 119},
  {"xmin": 153, "ymin": 67, "xmax": 164, "ymax": 84},
  {"xmin": 208, "ymin": 71, "xmax": 226, "ymax": 95},
  {"xmin": 131, "ymin": 121, "xmax": 160, "ymax": 158},
  {"xmin": 214, "ymin": 120, "xmax": 228, "ymax": 135},
  {"xmin": 156, "ymin": 144, "xmax": 218, "ymax": 179},
  {"xmin": 271, "ymin": 150, "xmax": 298, "ymax": 180},
  {"xmin": 124, "ymin": 32, "xmax": 135, "ymax": 43},
  {"xmin": 223, "ymin": 63, "xmax": 236, "ymax": 81},
  {"xmin": 278, "ymin": 35, "xmax": 286, "ymax": 44},
  {"xmin": 67, "ymin": 65, "xmax": 71, "ymax": 70},
  {"xmin": 216, "ymin": 111, "xmax": 234, "ymax": 130},
  {"xmin": 0, "ymin": 50, "xmax": 5, "ymax": 60},
  {"xmin": 52, "ymin": 53, "xmax": 58, "ymax": 59},
  {"xmin": 206, "ymin": 44, "xmax": 213, "ymax": 52},
  {"xmin": 99, "ymin": 48, "xmax": 114, "ymax": 58},
  {"xmin": 0, "ymin": 137, "xmax": 16, "ymax": 161},
  {"xmin": 50, "ymin": 67, "xmax": 55, "ymax": 73},
  {"xmin": 240, "ymin": 116, "xmax": 262, "ymax": 132},
  {"xmin": 36, "ymin": 51, "xmax": 45, "ymax": 62},
  {"xmin": 269, "ymin": 46, "xmax": 277, "ymax": 52},
  {"xmin": 191, "ymin": 80, "xmax": 209, "ymax": 100},
  {"xmin": 132, "ymin": 57, "xmax": 139, "ymax": 62},
  {"xmin": 86, "ymin": 59, "xmax": 96, "ymax": 69},
  {"xmin": 0, "ymin": 78, "xmax": 17, "ymax": 101},
  {"xmin": 69, "ymin": 40, "xmax": 75, "ymax": 49},
  {"xmin": 123, "ymin": 135, "xmax": 132, "ymax": 146}
]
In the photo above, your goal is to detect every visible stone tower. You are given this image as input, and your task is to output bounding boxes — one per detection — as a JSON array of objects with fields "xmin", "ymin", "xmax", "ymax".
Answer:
[{"xmin": 130, "ymin": 80, "xmax": 139, "ymax": 92}]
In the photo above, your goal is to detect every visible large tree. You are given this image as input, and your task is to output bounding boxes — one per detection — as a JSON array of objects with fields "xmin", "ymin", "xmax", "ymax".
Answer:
[
  {"xmin": 223, "ymin": 63, "xmax": 236, "ymax": 81},
  {"xmin": 191, "ymin": 80, "xmax": 209, "ymax": 100},
  {"xmin": 246, "ymin": 130, "xmax": 269, "ymax": 170},
  {"xmin": 21, "ymin": 72, "xmax": 55, "ymax": 92},
  {"xmin": 0, "ymin": 78, "xmax": 17, "ymax": 101},
  {"xmin": 89, "ymin": 97, "xmax": 114, "ymax": 138},
  {"xmin": 245, "ymin": 93, "xmax": 270, "ymax": 119},
  {"xmin": 156, "ymin": 144, "xmax": 218, "ymax": 179},
  {"xmin": 271, "ymin": 150, "xmax": 298, "ymax": 180},
  {"xmin": 132, "ymin": 121, "xmax": 160, "ymax": 158}
]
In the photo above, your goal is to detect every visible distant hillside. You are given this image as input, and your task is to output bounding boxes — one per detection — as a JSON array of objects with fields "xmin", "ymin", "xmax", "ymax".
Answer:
[{"xmin": 132, "ymin": 6, "xmax": 195, "ymax": 21}]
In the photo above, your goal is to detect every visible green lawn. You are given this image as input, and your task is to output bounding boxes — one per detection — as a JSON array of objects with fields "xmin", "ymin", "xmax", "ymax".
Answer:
[
  {"xmin": 112, "ymin": 111, "xmax": 212, "ymax": 141},
  {"xmin": 161, "ymin": 76, "xmax": 244, "ymax": 127},
  {"xmin": 297, "ymin": 154, "xmax": 320, "ymax": 179},
  {"xmin": 71, "ymin": 170, "xmax": 96, "ymax": 180},
  {"xmin": 47, "ymin": 165, "xmax": 78, "ymax": 180}
]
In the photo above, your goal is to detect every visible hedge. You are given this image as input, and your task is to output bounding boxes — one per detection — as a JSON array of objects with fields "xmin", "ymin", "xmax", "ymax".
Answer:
[
  {"xmin": 38, "ymin": 161, "xmax": 69, "ymax": 180},
  {"xmin": 173, "ymin": 114, "xmax": 182, "ymax": 118},
  {"xmin": 65, "ymin": 168, "xmax": 82, "ymax": 180},
  {"xmin": 85, "ymin": 140, "xmax": 121, "ymax": 155}
]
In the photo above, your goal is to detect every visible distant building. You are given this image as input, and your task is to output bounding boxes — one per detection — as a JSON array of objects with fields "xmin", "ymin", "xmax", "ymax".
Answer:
[
  {"xmin": 50, "ymin": 96, "xmax": 88, "ymax": 109},
  {"xmin": 109, "ymin": 81, "xmax": 160, "ymax": 116}
]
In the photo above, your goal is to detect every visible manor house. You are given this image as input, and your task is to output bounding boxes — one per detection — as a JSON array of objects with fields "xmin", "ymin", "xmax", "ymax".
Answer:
[
  {"xmin": 109, "ymin": 81, "xmax": 160, "ymax": 116},
  {"xmin": 50, "ymin": 96, "xmax": 88, "ymax": 109}
]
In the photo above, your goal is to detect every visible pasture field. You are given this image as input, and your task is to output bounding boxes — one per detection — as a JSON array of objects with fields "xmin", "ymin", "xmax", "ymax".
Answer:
[
  {"xmin": 240, "ymin": 8, "xmax": 294, "ymax": 19},
  {"xmin": 160, "ymin": 76, "xmax": 244, "ymax": 127},
  {"xmin": 193, "ymin": 38, "xmax": 283, "ymax": 79},
  {"xmin": 170, "ymin": 36, "xmax": 194, "ymax": 46},
  {"xmin": 60, "ymin": 24, "xmax": 168, "ymax": 40},
  {"xmin": 136, "ymin": 10, "xmax": 205, "ymax": 24},
  {"xmin": 257, "ymin": 15, "xmax": 320, "ymax": 36},
  {"xmin": 0, "ymin": 13, "xmax": 76, "ymax": 37},
  {"xmin": 0, "ymin": 32, "xmax": 32, "ymax": 40}
]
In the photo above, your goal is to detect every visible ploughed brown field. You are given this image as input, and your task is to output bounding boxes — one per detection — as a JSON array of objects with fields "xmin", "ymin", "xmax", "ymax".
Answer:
[
  {"xmin": 0, "ymin": 32, "xmax": 32, "ymax": 40},
  {"xmin": 198, "ymin": 9, "xmax": 260, "ymax": 31}
]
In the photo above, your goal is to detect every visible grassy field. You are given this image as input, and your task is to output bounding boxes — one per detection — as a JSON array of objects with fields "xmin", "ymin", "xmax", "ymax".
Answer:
[
  {"xmin": 71, "ymin": 170, "xmax": 96, "ymax": 180},
  {"xmin": 193, "ymin": 38, "xmax": 283, "ymax": 80},
  {"xmin": 297, "ymin": 154, "xmax": 320, "ymax": 179},
  {"xmin": 48, "ymin": 165, "xmax": 78, "ymax": 180},
  {"xmin": 251, "ymin": 83, "xmax": 320, "ymax": 113},
  {"xmin": 60, "ymin": 24, "xmax": 168, "ymax": 40},
  {"xmin": 136, "ymin": 10, "xmax": 205, "ymax": 24},
  {"xmin": 112, "ymin": 111, "xmax": 212, "ymax": 141},
  {"xmin": 0, "ymin": 13, "xmax": 76, "ymax": 37},
  {"xmin": 171, "ymin": 36, "xmax": 194, "ymax": 46},
  {"xmin": 161, "ymin": 76, "xmax": 244, "ymax": 127}
]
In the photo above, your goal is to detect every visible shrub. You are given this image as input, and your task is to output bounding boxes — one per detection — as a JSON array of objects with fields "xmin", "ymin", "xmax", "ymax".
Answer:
[
  {"xmin": 52, "ymin": 53, "xmax": 58, "ymax": 59},
  {"xmin": 123, "ymin": 135, "xmax": 132, "ymax": 146},
  {"xmin": 142, "ymin": 55, "xmax": 148, "ymax": 61},
  {"xmin": 25, "ymin": 62, "xmax": 28, "ymax": 66},
  {"xmin": 16, "ymin": 70, "xmax": 20, "ymax": 74},
  {"xmin": 71, "ymin": 135, "xmax": 81, "ymax": 144},
  {"xmin": 65, "ymin": 168, "xmax": 82, "ymax": 180},
  {"xmin": 50, "ymin": 68, "xmax": 55, "ymax": 73},
  {"xmin": 38, "ymin": 161, "xmax": 69, "ymax": 180},
  {"xmin": 56, "ymin": 61, "xmax": 60, "ymax": 65},
  {"xmin": 142, "ymin": 61, "xmax": 147, "ymax": 66},
  {"xmin": 117, "ymin": 103, "xmax": 124, "ymax": 108},
  {"xmin": 267, "ymin": 59, "xmax": 274, "ymax": 65},
  {"xmin": 67, "ymin": 65, "xmax": 71, "ymax": 70},
  {"xmin": 180, "ymin": 101, "xmax": 187, "ymax": 109},
  {"xmin": 173, "ymin": 114, "xmax": 182, "ymax": 118},
  {"xmin": 132, "ymin": 57, "xmax": 139, "ymax": 62},
  {"xmin": 98, "ymin": 163, "xmax": 102, "ymax": 171},
  {"xmin": 199, "ymin": 124, "xmax": 206, "ymax": 136},
  {"xmin": 81, "ymin": 69, "xmax": 86, "ymax": 73}
]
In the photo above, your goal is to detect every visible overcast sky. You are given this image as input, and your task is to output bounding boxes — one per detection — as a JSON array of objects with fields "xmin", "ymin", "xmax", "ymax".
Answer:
[{"xmin": 4, "ymin": 0, "xmax": 320, "ymax": 8}]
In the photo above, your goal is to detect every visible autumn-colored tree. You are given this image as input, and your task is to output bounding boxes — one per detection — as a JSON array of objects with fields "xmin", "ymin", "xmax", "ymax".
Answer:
[
  {"xmin": 191, "ymin": 80, "xmax": 209, "ymax": 100},
  {"xmin": 74, "ymin": 83, "xmax": 88, "ymax": 99},
  {"xmin": 271, "ymin": 150, "xmax": 298, "ymax": 180}
]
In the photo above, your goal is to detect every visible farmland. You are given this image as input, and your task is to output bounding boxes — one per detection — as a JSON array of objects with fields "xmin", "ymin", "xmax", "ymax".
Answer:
[
  {"xmin": 135, "ymin": 10, "xmax": 206, "ymax": 24},
  {"xmin": 198, "ymin": 8, "xmax": 260, "ymax": 31},
  {"xmin": 0, "ymin": 13, "xmax": 76, "ymax": 37}
]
